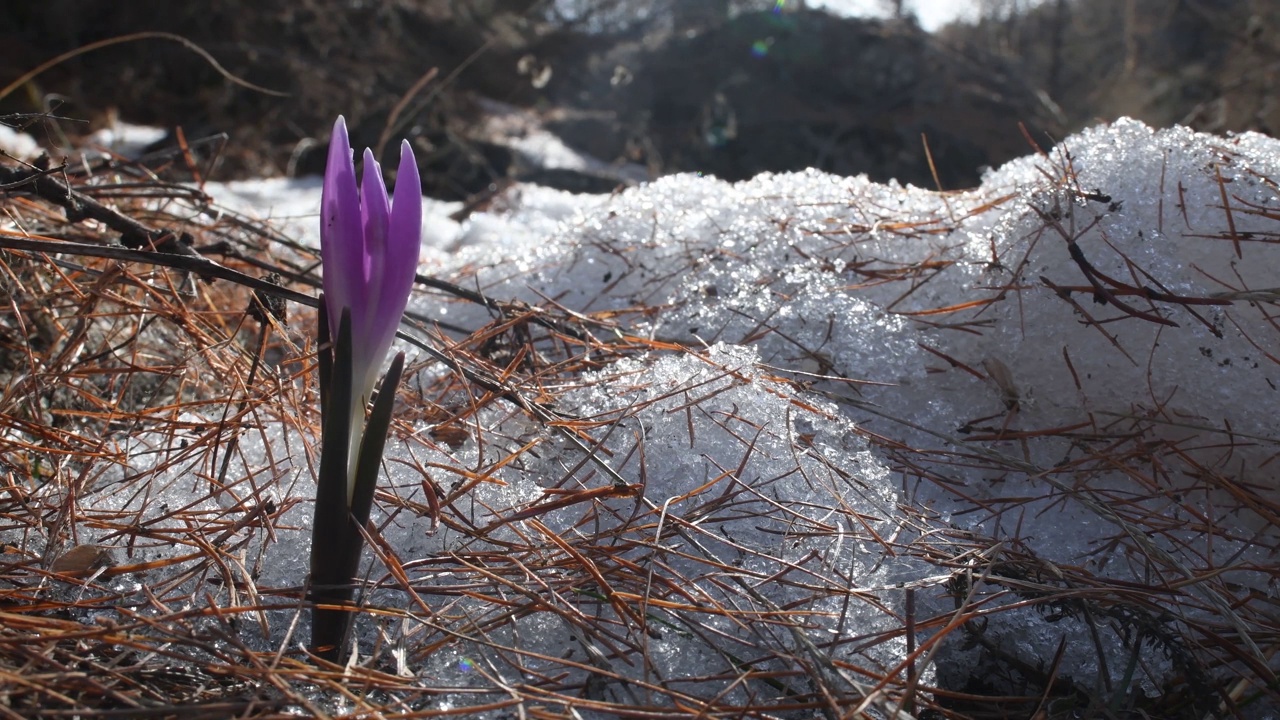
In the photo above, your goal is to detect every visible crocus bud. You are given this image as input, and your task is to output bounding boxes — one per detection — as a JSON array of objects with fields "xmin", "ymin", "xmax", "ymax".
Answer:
[{"xmin": 319, "ymin": 116, "xmax": 421, "ymax": 494}]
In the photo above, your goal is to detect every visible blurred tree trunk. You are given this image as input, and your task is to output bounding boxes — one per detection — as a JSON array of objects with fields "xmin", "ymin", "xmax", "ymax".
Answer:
[
  {"xmin": 977, "ymin": 0, "xmax": 1024, "ymax": 55},
  {"xmin": 1047, "ymin": 0, "xmax": 1068, "ymax": 97},
  {"xmin": 1123, "ymin": 0, "xmax": 1139, "ymax": 75}
]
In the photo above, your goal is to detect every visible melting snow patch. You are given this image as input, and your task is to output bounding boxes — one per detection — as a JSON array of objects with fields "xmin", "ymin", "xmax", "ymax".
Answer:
[{"xmin": 7, "ymin": 118, "xmax": 1279, "ymax": 715}]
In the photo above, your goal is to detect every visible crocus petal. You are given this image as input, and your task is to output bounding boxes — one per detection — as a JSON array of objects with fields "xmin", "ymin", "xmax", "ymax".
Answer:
[
  {"xmin": 368, "ymin": 139, "xmax": 421, "ymax": 373},
  {"xmin": 385, "ymin": 139, "xmax": 422, "ymax": 308},
  {"xmin": 359, "ymin": 147, "xmax": 390, "ymax": 293},
  {"xmin": 352, "ymin": 148, "xmax": 392, "ymax": 397},
  {"xmin": 320, "ymin": 116, "xmax": 364, "ymax": 340}
]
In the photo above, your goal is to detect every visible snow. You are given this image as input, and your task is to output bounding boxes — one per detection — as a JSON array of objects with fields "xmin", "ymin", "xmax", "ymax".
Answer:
[
  {"xmin": 86, "ymin": 121, "xmax": 170, "ymax": 158},
  {"xmin": 7, "ymin": 117, "xmax": 1280, "ymax": 713},
  {"xmin": 811, "ymin": 0, "xmax": 984, "ymax": 31},
  {"xmin": 402, "ymin": 119, "xmax": 1280, "ymax": 702},
  {"xmin": 208, "ymin": 175, "xmax": 464, "ymax": 263},
  {"xmin": 474, "ymin": 98, "xmax": 649, "ymax": 186},
  {"xmin": 0, "ymin": 121, "xmax": 40, "ymax": 160}
]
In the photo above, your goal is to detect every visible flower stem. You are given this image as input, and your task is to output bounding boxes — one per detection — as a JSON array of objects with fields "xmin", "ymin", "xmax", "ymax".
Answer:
[{"xmin": 309, "ymin": 306, "xmax": 355, "ymax": 661}]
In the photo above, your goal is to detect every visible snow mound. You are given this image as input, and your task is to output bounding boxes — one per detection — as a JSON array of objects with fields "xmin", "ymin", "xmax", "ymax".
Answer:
[
  {"xmin": 7, "ymin": 118, "xmax": 1278, "ymax": 715},
  {"xmin": 419, "ymin": 118, "xmax": 1280, "ymax": 707}
]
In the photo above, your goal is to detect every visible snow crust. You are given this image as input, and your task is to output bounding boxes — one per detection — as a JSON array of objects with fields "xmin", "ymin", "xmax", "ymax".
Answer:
[
  {"xmin": 414, "ymin": 117, "xmax": 1280, "ymax": 701},
  {"xmin": 9, "ymin": 118, "xmax": 1280, "ymax": 711}
]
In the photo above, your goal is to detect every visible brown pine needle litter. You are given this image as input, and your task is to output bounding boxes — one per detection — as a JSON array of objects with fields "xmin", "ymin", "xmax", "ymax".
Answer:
[{"xmin": 0, "ymin": 115, "xmax": 1279, "ymax": 720}]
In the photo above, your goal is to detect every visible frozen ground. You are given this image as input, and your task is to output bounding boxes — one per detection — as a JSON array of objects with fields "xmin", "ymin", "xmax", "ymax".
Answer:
[{"xmin": 7, "ymin": 117, "xmax": 1280, "ymax": 715}]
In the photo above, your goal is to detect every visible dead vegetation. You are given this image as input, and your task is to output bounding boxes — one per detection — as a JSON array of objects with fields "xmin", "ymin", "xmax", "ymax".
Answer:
[{"xmin": 0, "ymin": 115, "xmax": 1277, "ymax": 720}]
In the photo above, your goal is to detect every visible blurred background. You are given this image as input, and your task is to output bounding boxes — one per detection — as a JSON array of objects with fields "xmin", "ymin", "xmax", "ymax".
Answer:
[{"xmin": 1, "ymin": 0, "xmax": 1276, "ymax": 198}]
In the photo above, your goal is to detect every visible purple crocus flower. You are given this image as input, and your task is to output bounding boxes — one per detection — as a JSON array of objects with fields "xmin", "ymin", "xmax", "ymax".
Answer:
[{"xmin": 320, "ymin": 116, "xmax": 421, "ymax": 494}]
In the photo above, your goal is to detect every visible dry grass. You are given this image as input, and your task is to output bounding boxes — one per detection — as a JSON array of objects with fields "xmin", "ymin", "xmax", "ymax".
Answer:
[{"xmin": 0, "ymin": 118, "xmax": 1277, "ymax": 720}]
